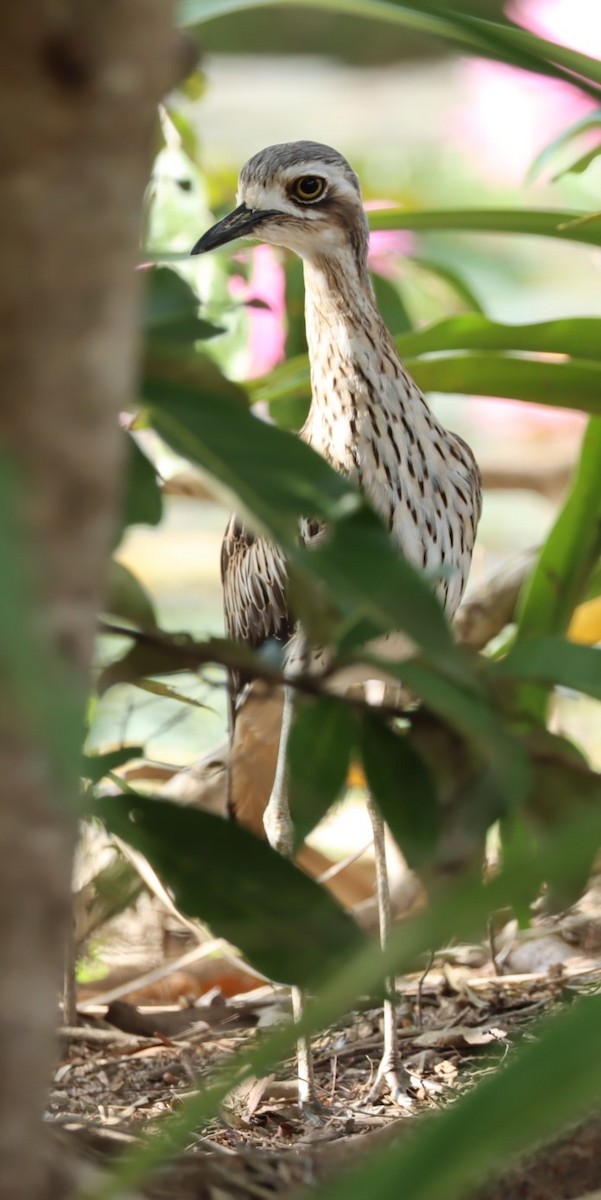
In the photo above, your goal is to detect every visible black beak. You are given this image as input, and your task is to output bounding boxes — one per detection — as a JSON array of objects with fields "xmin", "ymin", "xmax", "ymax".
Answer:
[{"xmin": 190, "ymin": 203, "xmax": 279, "ymax": 255}]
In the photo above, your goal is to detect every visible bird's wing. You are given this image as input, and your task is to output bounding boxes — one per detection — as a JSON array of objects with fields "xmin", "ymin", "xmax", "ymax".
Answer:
[{"xmin": 220, "ymin": 514, "xmax": 292, "ymax": 728}]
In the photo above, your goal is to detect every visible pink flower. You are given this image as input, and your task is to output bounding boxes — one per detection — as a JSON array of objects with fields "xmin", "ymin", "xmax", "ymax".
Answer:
[
  {"xmin": 229, "ymin": 244, "xmax": 286, "ymax": 378},
  {"xmin": 365, "ymin": 201, "xmax": 415, "ymax": 279},
  {"xmin": 451, "ymin": 0, "xmax": 599, "ymax": 183},
  {"xmin": 511, "ymin": 0, "xmax": 601, "ymax": 54}
]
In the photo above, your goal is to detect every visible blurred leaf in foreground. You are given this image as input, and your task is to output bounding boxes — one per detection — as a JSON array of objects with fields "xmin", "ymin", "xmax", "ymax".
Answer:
[{"xmin": 95, "ymin": 794, "xmax": 366, "ymax": 986}]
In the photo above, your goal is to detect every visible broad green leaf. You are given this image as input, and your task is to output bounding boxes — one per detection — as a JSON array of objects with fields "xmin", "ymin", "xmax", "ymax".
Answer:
[
  {"xmin": 288, "ymin": 696, "xmax": 354, "ymax": 846},
  {"xmin": 396, "ymin": 314, "xmax": 601, "ymax": 361},
  {"xmin": 82, "ymin": 746, "xmax": 144, "ymax": 785},
  {"xmin": 119, "ymin": 436, "xmax": 162, "ymax": 534},
  {"xmin": 369, "ymin": 207, "xmax": 601, "ymax": 248},
  {"xmin": 143, "ymin": 266, "xmax": 222, "ymax": 343},
  {"xmin": 492, "ymin": 636, "xmax": 601, "ymax": 702},
  {"xmin": 318, "ymin": 996, "xmax": 601, "ymax": 1200},
  {"xmin": 526, "ymin": 109, "xmax": 601, "ymax": 181},
  {"xmin": 178, "ymin": 0, "xmax": 601, "ymax": 98},
  {"xmin": 405, "ymin": 354, "xmax": 601, "ymax": 414},
  {"xmin": 142, "ymin": 353, "xmax": 458, "ymax": 665},
  {"xmin": 516, "ymin": 417, "xmax": 601, "ymax": 720},
  {"xmin": 525, "ymin": 737, "xmax": 601, "ymax": 908},
  {"xmin": 364, "ymin": 653, "xmax": 531, "ymax": 808},
  {"xmin": 94, "ymin": 794, "xmax": 365, "ymax": 986},
  {"xmin": 407, "ymin": 710, "xmax": 507, "ymax": 874},
  {"xmin": 249, "ymin": 356, "xmax": 310, "ymax": 407},
  {"xmin": 104, "ymin": 561, "xmax": 157, "ymax": 630},
  {"xmin": 360, "ymin": 713, "xmax": 439, "ymax": 866},
  {"xmin": 371, "ymin": 273, "xmax": 413, "ymax": 335}
]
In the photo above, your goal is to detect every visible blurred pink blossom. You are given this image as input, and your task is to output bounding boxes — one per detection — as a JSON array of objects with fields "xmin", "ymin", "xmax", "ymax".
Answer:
[
  {"xmin": 471, "ymin": 394, "xmax": 585, "ymax": 440},
  {"xmin": 365, "ymin": 201, "xmax": 415, "ymax": 278},
  {"xmin": 452, "ymin": 0, "xmax": 599, "ymax": 183},
  {"xmin": 229, "ymin": 244, "xmax": 286, "ymax": 377},
  {"xmin": 511, "ymin": 0, "xmax": 601, "ymax": 53}
]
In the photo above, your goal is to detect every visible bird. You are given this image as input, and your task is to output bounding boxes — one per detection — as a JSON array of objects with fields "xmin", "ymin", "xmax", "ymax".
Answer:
[{"xmin": 191, "ymin": 140, "xmax": 481, "ymax": 1108}]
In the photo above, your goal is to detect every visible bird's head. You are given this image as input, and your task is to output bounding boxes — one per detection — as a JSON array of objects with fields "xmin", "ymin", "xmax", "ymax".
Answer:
[{"xmin": 191, "ymin": 141, "xmax": 368, "ymax": 265}]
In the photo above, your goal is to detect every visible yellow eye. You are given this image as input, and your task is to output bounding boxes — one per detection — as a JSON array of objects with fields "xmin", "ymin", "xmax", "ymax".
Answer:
[{"xmin": 292, "ymin": 175, "xmax": 326, "ymax": 202}]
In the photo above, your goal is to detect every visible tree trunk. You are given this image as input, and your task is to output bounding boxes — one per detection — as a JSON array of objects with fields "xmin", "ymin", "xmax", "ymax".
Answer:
[{"xmin": 0, "ymin": 4, "xmax": 178, "ymax": 1196}]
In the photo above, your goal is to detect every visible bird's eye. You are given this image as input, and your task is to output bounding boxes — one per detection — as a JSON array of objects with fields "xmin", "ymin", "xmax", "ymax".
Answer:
[{"xmin": 291, "ymin": 176, "xmax": 326, "ymax": 202}]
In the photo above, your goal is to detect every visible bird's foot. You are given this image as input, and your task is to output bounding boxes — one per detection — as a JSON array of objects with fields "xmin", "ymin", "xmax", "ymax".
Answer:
[
  {"xmin": 367, "ymin": 1057, "xmax": 416, "ymax": 1110},
  {"xmin": 297, "ymin": 1092, "xmax": 329, "ymax": 1125},
  {"xmin": 263, "ymin": 796, "xmax": 295, "ymax": 858}
]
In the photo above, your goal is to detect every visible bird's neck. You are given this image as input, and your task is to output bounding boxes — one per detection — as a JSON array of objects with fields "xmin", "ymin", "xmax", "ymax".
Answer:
[
  {"xmin": 301, "ymin": 252, "xmax": 423, "ymax": 462},
  {"xmin": 303, "ymin": 251, "xmax": 381, "ymax": 361}
]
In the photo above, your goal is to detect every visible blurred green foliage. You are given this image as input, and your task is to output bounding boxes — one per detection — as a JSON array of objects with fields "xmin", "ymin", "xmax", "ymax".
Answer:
[{"xmin": 60, "ymin": 2, "xmax": 601, "ymax": 1197}]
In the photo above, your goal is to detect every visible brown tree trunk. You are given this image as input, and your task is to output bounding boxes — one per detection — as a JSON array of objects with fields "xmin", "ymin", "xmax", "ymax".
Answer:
[{"xmin": 0, "ymin": 4, "xmax": 178, "ymax": 1196}]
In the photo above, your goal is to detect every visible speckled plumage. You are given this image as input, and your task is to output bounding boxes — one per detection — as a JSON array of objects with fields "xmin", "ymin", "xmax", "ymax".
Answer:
[
  {"xmin": 217, "ymin": 142, "xmax": 481, "ymax": 716},
  {"xmin": 193, "ymin": 140, "xmax": 482, "ymax": 1108}
]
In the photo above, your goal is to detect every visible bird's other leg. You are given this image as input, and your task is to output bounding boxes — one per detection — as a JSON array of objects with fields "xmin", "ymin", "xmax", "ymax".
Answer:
[
  {"xmin": 366, "ymin": 791, "xmax": 414, "ymax": 1107},
  {"xmin": 263, "ymin": 681, "xmax": 296, "ymax": 858},
  {"xmin": 262, "ymin": 646, "xmax": 321, "ymax": 1115},
  {"xmin": 291, "ymin": 984, "xmax": 316, "ymax": 1109}
]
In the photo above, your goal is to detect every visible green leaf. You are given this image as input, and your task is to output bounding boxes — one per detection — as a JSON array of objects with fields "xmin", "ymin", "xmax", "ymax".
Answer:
[
  {"xmin": 406, "ymin": 256, "xmax": 484, "ymax": 314},
  {"xmin": 177, "ymin": 0, "xmax": 601, "ymax": 98},
  {"xmin": 119, "ymin": 436, "xmax": 162, "ymax": 534},
  {"xmin": 527, "ymin": 109, "xmax": 601, "ymax": 182},
  {"xmin": 492, "ymin": 636, "xmax": 601, "ymax": 702},
  {"xmin": 407, "ymin": 710, "xmax": 507, "ymax": 875},
  {"xmin": 97, "ymin": 630, "xmax": 201, "ymax": 694},
  {"xmin": 584, "ymin": 558, "xmax": 601, "ymax": 602},
  {"xmin": 369, "ymin": 207, "xmax": 601, "ymax": 248},
  {"xmin": 515, "ymin": 417, "xmax": 601, "ymax": 720},
  {"xmin": 94, "ymin": 794, "xmax": 365, "ymax": 986},
  {"xmin": 371, "ymin": 273, "xmax": 413, "ymax": 335},
  {"xmin": 365, "ymin": 654, "xmax": 531, "ymax": 810},
  {"xmin": 396, "ymin": 314, "xmax": 601, "ymax": 361},
  {"xmin": 104, "ymin": 561, "xmax": 157, "ymax": 630},
  {"xmin": 405, "ymin": 354, "xmax": 601, "ymax": 414},
  {"xmin": 97, "ymin": 629, "xmax": 265, "ymax": 696},
  {"xmin": 133, "ymin": 678, "xmax": 210, "ymax": 709},
  {"xmin": 554, "ymin": 144, "xmax": 601, "ymax": 180},
  {"xmin": 82, "ymin": 746, "xmax": 144, "ymax": 785},
  {"xmin": 288, "ymin": 696, "xmax": 354, "ymax": 846},
  {"xmin": 360, "ymin": 713, "xmax": 439, "ymax": 867},
  {"xmin": 461, "ymin": 11, "xmax": 601, "ymax": 92},
  {"xmin": 143, "ymin": 266, "xmax": 222, "ymax": 344}
]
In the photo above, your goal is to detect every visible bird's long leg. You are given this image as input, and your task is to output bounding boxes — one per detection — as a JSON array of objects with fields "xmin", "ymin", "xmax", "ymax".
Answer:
[
  {"xmin": 263, "ymin": 681, "xmax": 296, "ymax": 858},
  {"xmin": 365, "ymin": 791, "xmax": 413, "ymax": 1106},
  {"xmin": 291, "ymin": 983, "xmax": 316, "ymax": 1109},
  {"xmin": 263, "ymin": 649, "xmax": 320, "ymax": 1114}
]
